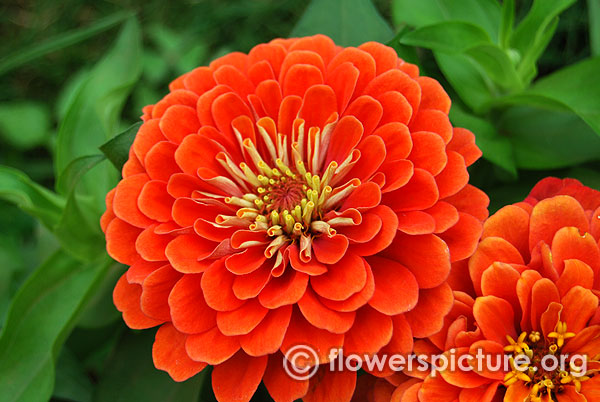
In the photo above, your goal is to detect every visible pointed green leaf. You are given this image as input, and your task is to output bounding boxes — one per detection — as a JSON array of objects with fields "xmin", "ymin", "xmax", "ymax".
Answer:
[
  {"xmin": 0, "ymin": 11, "xmax": 134, "ymax": 76},
  {"xmin": 435, "ymin": 52, "xmax": 495, "ymax": 113},
  {"xmin": 450, "ymin": 105, "xmax": 517, "ymax": 176},
  {"xmin": 56, "ymin": 155, "xmax": 105, "ymax": 196},
  {"xmin": 0, "ymin": 251, "xmax": 111, "ymax": 402},
  {"xmin": 55, "ymin": 18, "xmax": 142, "ymax": 210},
  {"xmin": 499, "ymin": 0, "xmax": 515, "ymax": 48},
  {"xmin": 464, "ymin": 44, "xmax": 522, "ymax": 90},
  {"xmin": 391, "ymin": 0, "xmax": 501, "ymax": 39},
  {"xmin": 0, "ymin": 166, "xmax": 65, "ymax": 229},
  {"xmin": 100, "ymin": 122, "xmax": 142, "ymax": 171},
  {"xmin": 291, "ymin": 0, "xmax": 394, "ymax": 46},
  {"xmin": 499, "ymin": 106, "xmax": 600, "ymax": 169},
  {"xmin": 488, "ymin": 57, "xmax": 600, "ymax": 135},
  {"xmin": 54, "ymin": 155, "xmax": 108, "ymax": 261},
  {"xmin": 511, "ymin": 0, "xmax": 575, "ymax": 80},
  {"xmin": 400, "ymin": 21, "xmax": 491, "ymax": 53},
  {"xmin": 511, "ymin": 0, "xmax": 576, "ymax": 57},
  {"xmin": 590, "ymin": 0, "xmax": 600, "ymax": 56}
]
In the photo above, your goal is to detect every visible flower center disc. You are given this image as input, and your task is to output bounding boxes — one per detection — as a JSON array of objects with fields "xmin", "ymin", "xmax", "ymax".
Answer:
[{"xmin": 503, "ymin": 321, "xmax": 589, "ymax": 400}]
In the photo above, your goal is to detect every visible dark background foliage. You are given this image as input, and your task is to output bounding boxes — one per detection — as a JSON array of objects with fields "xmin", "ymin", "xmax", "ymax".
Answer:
[{"xmin": 0, "ymin": 0, "xmax": 598, "ymax": 401}]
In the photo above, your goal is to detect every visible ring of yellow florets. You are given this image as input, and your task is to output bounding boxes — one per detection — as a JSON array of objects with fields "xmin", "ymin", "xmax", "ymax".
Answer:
[
  {"xmin": 225, "ymin": 158, "xmax": 342, "ymax": 239},
  {"xmin": 212, "ymin": 117, "xmax": 362, "ymax": 261},
  {"xmin": 503, "ymin": 321, "xmax": 590, "ymax": 400}
]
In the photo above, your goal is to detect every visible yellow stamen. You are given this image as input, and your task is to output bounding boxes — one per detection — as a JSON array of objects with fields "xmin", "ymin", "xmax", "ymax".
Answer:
[{"xmin": 548, "ymin": 321, "xmax": 576, "ymax": 348}]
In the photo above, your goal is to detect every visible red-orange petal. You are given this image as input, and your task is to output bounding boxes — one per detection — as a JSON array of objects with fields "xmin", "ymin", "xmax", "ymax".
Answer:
[
  {"xmin": 469, "ymin": 236, "xmax": 525, "ymax": 295},
  {"xmin": 298, "ymin": 288, "xmax": 355, "ymax": 334},
  {"xmin": 473, "ymin": 295, "xmax": 517, "ymax": 345},
  {"xmin": 404, "ymin": 282, "xmax": 453, "ymax": 338},
  {"xmin": 561, "ymin": 286, "xmax": 598, "ymax": 333},
  {"xmin": 240, "ymin": 305, "xmax": 292, "ymax": 356},
  {"xmin": 258, "ymin": 269, "xmax": 308, "ymax": 309},
  {"xmin": 480, "ymin": 262, "xmax": 521, "ymax": 315},
  {"xmin": 551, "ymin": 226, "xmax": 600, "ymax": 277},
  {"xmin": 280, "ymin": 312, "xmax": 344, "ymax": 365},
  {"xmin": 530, "ymin": 278, "xmax": 560, "ymax": 332},
  {"xmin": 320, "ymin": 258, "xmax": 375, "ymax": 312},
  {"xmin": 106, "ymin": 218, "xmax": 142, "ymax": 265},
  {"xmin": 384, "ymin": 232, "xmax": 450, "ymax": 289},
  {"xmin": 350, "ymin": 205, "xmax": 399, "ymax": 257},
  {"xmin": 529, "ymin": 195, "xmax": 590, "ymax": 251},
  {"xmin": 186, "ymin": 326, "xmax": 240, "ymax": 365},
  {"xmin": 141, "ymin": 265, "xmax": 182, "ymax": 321},
  {"xmin": 152, "ymin": 323, "xmax": 206, "ymax": 381},
  {"xmin": 304, "ymin": 368, "xmax": 356, "ymax": 402},
  {"xmin": 201, "ymin": 259, "xmax": 245, "ymax": 312},
  {"xmin": 165, "ymin": 234, "xmax": 217, "ymax": 273},
  {"xmin": 263, "ymin": 353, "xmax": 309, "ymax": 402},
  {"xmin": 113, "ymin": 274, "xmax": 163, "ymax": 329},
  {"xmin": 311, "ymin": 253, "xmax": 366, "ymax": 301},
  {"xmin": 444, "ymin": 184, "xmax": 490, "ymax": 222},
  {"xmin": 438, "ymin": 212, "xmax": 482, "ymax": 263},
  {"xmin": 556, "ymin": 259, "xmax": 594, "ymax": 297},
  {"xmin": 408, "ymin": 131, "xmax": 447, "ymax": 176},
  {"xmin": 382, "ymin": 168, "xmax": 439, "ymax": 212},
  {"xmin": 447, "ymin": 127, "xmax": 481, "ymax": 166},
  {"xmin": 216, "ymin": 299, "xmax": 269, "ymax": 336},
  {"xmin": 312, "ymin": 234, "xmax": 349, "ymax": 265},
  {"xmin": 212, "ymin": 352, "xmax": 268, "ymax": 402},
  {"xmin": 367, "ymin": 256, "xmax": 418, "ymax": 315},
  {"xmin": 169, "ymin": 273, "xmax": 216, "ymax": 334}
]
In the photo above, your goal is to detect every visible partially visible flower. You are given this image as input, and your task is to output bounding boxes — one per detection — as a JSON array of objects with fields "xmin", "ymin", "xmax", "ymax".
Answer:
[
  {"xmin": 372, "ymin": 178, "xmax": 600, "ymax": 401},
  {"xmin": 101, "ymin": 34, "xmax": 488, "ymax": 402}
]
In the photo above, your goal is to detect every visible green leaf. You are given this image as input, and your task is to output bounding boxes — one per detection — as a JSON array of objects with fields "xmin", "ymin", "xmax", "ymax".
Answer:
[
  {"xmin": 391, "ymin": 0, "xmax": 501, "ymax": 39},
  {"xmin": 434, "ymin": 52, "xmax": 495, "ymax": 112},
  {"xmin": 464, "ymin": 44, "xmax": 522, "ymax": 90},
  {"xmin": 0, "ymin": 251, "xmax": 111, "ymax": 402},
  {"xmin": 0, "ymin": 102, "xmax": 51, "ymax": 150},
  {"xmin": 54, "ymin": 192, "xmax": 106, "ymax": 261},
  {"xmin": 400, "ymin": 21, "xmax": 491, "ymax": 53},
  {"xmin": 100, "ymin": 122, "xmax": 142, "ymax": 171},
  {"xmin": 498, "ymin": 106, "xmax": 600, "ymax": 169},
  {"xmin": 55, "ymin": 18, "xmax": 142, "ymax": 210},
  {"xmin": 94, "ymin": 331, "xmax": 205, "ymax": 402},
  {"xmin": 290, "ymin": 0, "xmax": 394, "ymax": 47},
  {"xmin": 54, "ymin": 156, "xmax": 107, "ymax": 261},
  {"xmin": 0, "ymin": 166, "xmax": 65, "ymax": 229},
  {"xmin": 56, "ymin": 155, "xmax": 106, "ymax": 196},
  {"xmin": 0, "ymin": 11, "xmax": 134, "ymax": 76},
  {"xmin": 489, "ymin": 57, "xmax": 600, "ymax": 135},
  {"xmin": 56, "ymin": 70, "xmax": 90, "ymax": 122},
  {"xmin": 510, "ymin": 0, "xmax": 575, "ymax": 79},
  {"xmin": 516, "ymin": 17, "xmax": 559, "ymax": 84},
  {"xmin": 76, "ymin": 263, "xmax": 122, "ymax": 328},
  {"xmin": 590, "ymin": 0, "xmax": 600, "ymax": 56},
  {"xmin": 499, "ymin": 0, "xmax": 515, "ymax": 48},
  {"xmin": 53, "ymin": 347, "xmax": 93, "ymax": 402},
  {"xmin": 386, "ymin": 27, "xmax": 420, "ymax": 65},
  {"xmin": 449, "ymin": 105, "xmax": 517, "ymax": 176}
]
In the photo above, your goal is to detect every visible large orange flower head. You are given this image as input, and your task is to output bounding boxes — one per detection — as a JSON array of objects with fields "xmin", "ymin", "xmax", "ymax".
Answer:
[
  {"xmin": 371, "ymin": 178, "xmax": 600, "ymax": 402},
  {"xmin": 101, "ymin": 34, "xmax": 488, "ymax": 402}
]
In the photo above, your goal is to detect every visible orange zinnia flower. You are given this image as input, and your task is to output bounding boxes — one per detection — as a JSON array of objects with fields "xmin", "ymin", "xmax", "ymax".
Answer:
[
  {"xmin": 101, "ymin": 34, "xmax": 488, "ymax": 402},
  {"xmin": 369, "ymin": 178, "xmax": 600, "ymax": 401}
]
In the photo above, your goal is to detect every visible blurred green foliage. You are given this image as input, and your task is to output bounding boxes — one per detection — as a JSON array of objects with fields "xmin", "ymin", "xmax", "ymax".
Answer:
[{"xmin": 0, "ymin": 0, "xmax": 598, "ymax": 401}]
